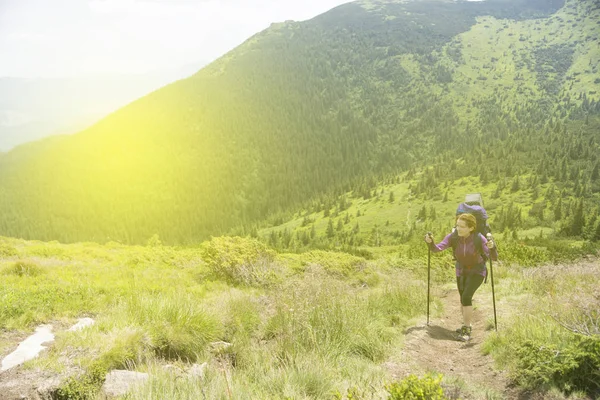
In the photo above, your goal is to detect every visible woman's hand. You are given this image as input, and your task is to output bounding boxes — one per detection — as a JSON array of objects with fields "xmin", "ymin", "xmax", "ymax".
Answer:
[
  {"xmin": 486, "ymin": 233, "xmax": 495, "ymax": 249},
  {"xmin": 424, "ymin": 234, "xmax": 433, "ymax": 244}
]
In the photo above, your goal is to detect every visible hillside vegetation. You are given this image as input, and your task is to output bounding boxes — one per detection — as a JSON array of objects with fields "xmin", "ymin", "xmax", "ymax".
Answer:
[
  {"xmin": 0, "ymin": 0, "xmax": 598, "ymax": 245},
  {"xmin": 1, "ymin": 230, "xmax": 598, "ymax": 398}
]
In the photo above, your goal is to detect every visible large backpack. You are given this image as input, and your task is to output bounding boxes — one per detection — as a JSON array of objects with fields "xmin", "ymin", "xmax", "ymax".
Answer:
[{"xmin": 455, "ymin": 202, "xmax": 491, "ymax": 237}]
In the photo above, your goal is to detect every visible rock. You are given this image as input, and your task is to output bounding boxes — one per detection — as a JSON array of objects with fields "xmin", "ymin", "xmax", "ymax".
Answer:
[
  {"xmin": 188, "ymin": 362, "xmax": 207, "ymax": 378},
  {"xmin": 161, "ymin": 364, "xmax": 185, "ymax": 378},
  {"xmin": 35, "ymin": 376, "xmax": 62, "ymax": 399},
  {"xmin": 1, "ymin": 325, "xmax": 54, "ymax": 372},
  {"xmin": 100, "ymin": 370, "xmax": 149, "ymax": 398},
  {"xmin": 0, "ymin": 368, "xmax": 65, "ymax": 400},
  {"xmin": 209, "ymin": 341, "xmax": 232, "ymax": 353},
  {"xmin": 67, "ymin": 318, "xmax": 95, "ymax": 332}
]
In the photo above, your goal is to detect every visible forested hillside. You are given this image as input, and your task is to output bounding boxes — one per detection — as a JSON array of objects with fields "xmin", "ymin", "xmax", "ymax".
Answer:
[{"xmin": 0, "ymin": 0, "xmax": 598, "ymax": 245}]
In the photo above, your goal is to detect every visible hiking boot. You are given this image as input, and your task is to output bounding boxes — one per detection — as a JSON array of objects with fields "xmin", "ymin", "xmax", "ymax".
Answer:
[
  {"xmin": 457, "ymin": 325, "xmax": 472, "ymax": 342},
  {"xmin": 455, "ymin": 325, "xmax": 467, "ymax": 334}
]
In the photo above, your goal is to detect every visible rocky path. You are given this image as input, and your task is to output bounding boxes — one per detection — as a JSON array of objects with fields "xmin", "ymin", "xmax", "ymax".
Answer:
[{"xmin": 385, "ymin": 286, "xmax": 521, "ymax": 399}]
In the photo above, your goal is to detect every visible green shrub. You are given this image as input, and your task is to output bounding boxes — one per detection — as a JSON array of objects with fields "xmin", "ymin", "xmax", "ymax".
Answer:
[
  {"xmin": 53, "ymin": 362, "xmax": 106, "ymax": 400},
  {"xmin": 499, "ymin": 239, "xmax": 598, "ymax": 266},
  {"xmin": 386, "ymin": 373, "xmax": 447, "ymax": 399},
  {"xmin": 0, "ymin": 242, "xmax": 18, "ymax": 257},
  {"xmin": 201, "ymin": 236, "xmax": 279, "ymax": 286},
  {"xmin": 25, "ymin": 245, "xmax": 67, "ymax": 259},
  {"xmin": 513, "ymin": 337, "xmax": 600, "ymax": 396},
  {"xmin": 299, "ymin": 250, "xmax": 367, "ymax": 278},
  {"xmin": 2, "ymin": 260, "xmax": 43, "ymax": 277},
  {"xmin": 499, "ymin": 242, "xmax": 549, "ymax": 266},
  {"xmin": 146, "ymin": 233, "xmax": 162, "ymax": 247}
]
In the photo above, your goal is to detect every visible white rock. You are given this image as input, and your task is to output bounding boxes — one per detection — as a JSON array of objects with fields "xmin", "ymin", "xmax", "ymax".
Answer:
[
  {"xmin": 1, "ymin": 325, "xmax": 54, "ymax": 372},
  {"xmin": 67, "ymin": 317, "xmax": 95, "ymax": 332},
  {"xmin": 101, "ymin": 370, "xmax": 149, "ymax": 398},
  {"xmin": 209, "ymin": 341, "xmax": 232, "ymax": 352},
  {"xmin": 188, "ymin": 362, "xmax": 207, "ymax": 378}
]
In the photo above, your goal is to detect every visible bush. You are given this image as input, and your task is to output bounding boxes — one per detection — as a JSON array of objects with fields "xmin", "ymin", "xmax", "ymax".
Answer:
[
  {"xmin": 513, "ymin": 337, "xmax": 600, "ymax": 396},
  {"xmin": 53, "ymin": 363, "xmax": 106, "ymax": 400},
  {"xmin": 201, "ymin": 236, "xmax": 279, "ymax": 287},
  {"xmin": 299, "ymin": 250, "xmax": 367, "ymax": 277},
  {"xmin": 146, "ymin": 234, "xmax": 162, "ymax": 247},
  {"xmin": 25, "ymin": 245, "xmax": 67, "ymax": 258},
  {"xmin": 0, "ymin": 242, "xmax": 18, "ymax": 257},
  {"xmin": 386, "ymin": 373, "xmax": 447, "ymax": 399},
  {"xmin": 499, "ymin": 242, "xmax": 549, "ymax": 266},
  {"xmin": 2, "ymin": 260, "xmax": 43, "ymax": 277}
]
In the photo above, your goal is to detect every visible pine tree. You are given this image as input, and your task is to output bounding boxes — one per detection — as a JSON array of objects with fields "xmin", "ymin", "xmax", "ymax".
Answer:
[
  {"xmin": 592, "ymin": 219, "xmax": 600, "ymax": 242},
  {"xmin": 591, "ymin": 162, "xmax": 599, "ymax": 181},
  {"xmin": 511, "ymin": 176, "xmax": 520, "ymax": 192},
  {"xmin": 554, "ymin": 198, "xmax": 562, "ymax": 221},
  {"xmin": 327, "ymin": 219, "xmax": 335, "ymax": 238},
  {"xmin": 571, "ymin": 199, "xmax": 585, "ymax": 236},
  {"xmin": 418, "ymin": 205, "xmax": 428, "ymax": 220},
  {"xmin": 583, "ymin": 211, "xmax": 598, "ymax": 240}
]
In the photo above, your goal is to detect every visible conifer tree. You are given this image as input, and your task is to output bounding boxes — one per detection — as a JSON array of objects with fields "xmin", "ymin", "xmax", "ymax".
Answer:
[
  {"xmin": 570, "ymin": 199, "xmax": 585, "ymax": 236},
  {"xmin": 327, "ymin": 218, "xmax": 335, "ymax": 238}
]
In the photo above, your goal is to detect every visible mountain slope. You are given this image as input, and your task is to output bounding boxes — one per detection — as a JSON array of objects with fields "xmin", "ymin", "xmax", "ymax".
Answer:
[{"xmin": 0, "ymin": 0, "xmax": 598, "ymax": 245}]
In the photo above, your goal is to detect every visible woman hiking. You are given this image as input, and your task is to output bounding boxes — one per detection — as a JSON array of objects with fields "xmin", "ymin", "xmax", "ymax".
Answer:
[{"xmin": 424, "ymin": 213, "xmax": 498, "ymax": 341}]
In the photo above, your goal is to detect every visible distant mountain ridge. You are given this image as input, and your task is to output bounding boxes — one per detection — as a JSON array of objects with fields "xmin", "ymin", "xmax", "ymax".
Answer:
[
  {"xmin": 0, "ymin": 62, "xmax": 205, "ymax": 151},
  {"xmin": 0, "ymin": 0, "xmax": 598, "ymax": 245}
]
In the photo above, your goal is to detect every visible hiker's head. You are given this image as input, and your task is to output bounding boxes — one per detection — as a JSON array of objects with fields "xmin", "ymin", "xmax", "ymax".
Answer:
[{"xmin": 456, "ymin": 213, "xmax": 476, "ymax": 237}]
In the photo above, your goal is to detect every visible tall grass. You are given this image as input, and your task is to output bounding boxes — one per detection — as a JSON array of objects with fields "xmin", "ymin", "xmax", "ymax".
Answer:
[
  {"xmin": 4, "ymin": 232, "xmax": 597, "ymax": 398},
  {"xmin": 123, "ymin": 268, "xmax": 425, "ymax": 399},
  {"xmin": 483, "ymin": 261, "xmax": 600, "ymax": 398},
  {"xmin": 0, "ymin": 236, "xmax": 432, "ymax": 399}
]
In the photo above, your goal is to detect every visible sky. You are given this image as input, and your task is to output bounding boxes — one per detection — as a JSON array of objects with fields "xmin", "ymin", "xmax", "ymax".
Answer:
[{"xmin": 0, "ymin": 0, "xmax": 351, "ymax": 79}]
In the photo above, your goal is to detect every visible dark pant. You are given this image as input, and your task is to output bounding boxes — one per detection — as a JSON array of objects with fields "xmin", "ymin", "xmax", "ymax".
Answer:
[{"xmin": 456, "ymin": 274, "xmax": 484, "ymax": 306}]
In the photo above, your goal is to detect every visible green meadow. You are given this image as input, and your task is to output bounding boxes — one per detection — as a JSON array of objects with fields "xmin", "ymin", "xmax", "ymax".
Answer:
[{"xmin": 1, "ymin": 211, "xmax": 598, "ymax": 399}]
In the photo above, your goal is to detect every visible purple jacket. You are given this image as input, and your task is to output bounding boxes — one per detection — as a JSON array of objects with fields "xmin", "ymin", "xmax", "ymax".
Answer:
[{"xmin": 428, "ymin": 232, "xmax": 498, "ymax": 277}]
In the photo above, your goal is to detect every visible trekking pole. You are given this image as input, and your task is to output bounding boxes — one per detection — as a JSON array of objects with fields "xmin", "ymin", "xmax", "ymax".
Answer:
[
  {"xmin": 426, "ymin": 232, "xmax": 432, "ymax": 326},
  {"xmin": 487, "ymin": 234, "xmax": 497, "ymax": 331}
]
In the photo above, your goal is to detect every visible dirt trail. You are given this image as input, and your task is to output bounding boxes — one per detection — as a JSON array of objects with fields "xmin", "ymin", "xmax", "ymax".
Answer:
[{"xmin": 385, "ymin": 286, "xmax": 519, "ymax": 399}]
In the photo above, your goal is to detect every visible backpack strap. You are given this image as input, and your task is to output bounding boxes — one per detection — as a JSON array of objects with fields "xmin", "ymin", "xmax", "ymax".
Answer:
[
  {"xmin": 474, "ymin": 233, "xmax": 489, "ymax": 283},
  {"xmin": 450, "ymin": 230, "xmax": 458, "ymax": 261},
  {"xmin": 474, "ymin": 233, "xmax": 488, "ymax": 262}
]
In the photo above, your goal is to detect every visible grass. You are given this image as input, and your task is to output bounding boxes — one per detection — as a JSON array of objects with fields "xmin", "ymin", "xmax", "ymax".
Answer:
[
  {"xmin": 482, "ymin": 260, "xmax": 600, "ymax": 398},
  {"xmin": 1, "ymin": 235, "xmax": 433, "ymax": 399},
  {"xmin": 1, "ymin": 223, "xmax": 597, "ymax": 399}
]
